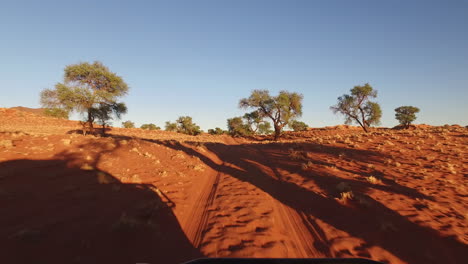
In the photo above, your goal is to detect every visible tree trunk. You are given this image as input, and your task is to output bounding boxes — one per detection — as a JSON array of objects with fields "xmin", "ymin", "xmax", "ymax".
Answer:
[
  {"xmin": 101, "ymin": 124, "xmax": 106, "ymax": 136},
  {"xmin": 273, "ymin": 124, "xmax": 281, "ymax": 141},
  {"xmin": 85, "ymin": 110, "xmax": 94, "ymax": 135},
  {"xmin": 361, "ymin": 124, "xmax": 368, "ymax": 133},
  {"xmin": 353, "ymin": 117, "xmax": 368, "ymax": 133}
]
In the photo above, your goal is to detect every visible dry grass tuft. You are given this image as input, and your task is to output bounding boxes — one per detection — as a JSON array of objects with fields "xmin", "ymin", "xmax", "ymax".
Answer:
[
  {"xmin": 366, "ymin": 176, "xmax": 381, "ymax": 184},
  {"xmin": 301, "ymin": 161, "xmax": 314, "ymax": 170},
  {"xmin": 339, "ymin": 191, "xmax": 354, "ymax": 203}
]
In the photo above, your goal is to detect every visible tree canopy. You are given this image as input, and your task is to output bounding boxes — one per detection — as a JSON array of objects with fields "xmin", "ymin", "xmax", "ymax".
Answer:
[
  {"xmin": 239, "ymin": 90, "xmax": 303, "ymax": 140},
  {"xmin": 40, "ymin": 61, "xmax": 129, "ymax": 134},
  {"xmin": 395, "ymin": 106, "xmax": 420, "ymax": 129},
  {"xmin": 330, "ymin": 83, "xmax": 382, "ymax": 132}
]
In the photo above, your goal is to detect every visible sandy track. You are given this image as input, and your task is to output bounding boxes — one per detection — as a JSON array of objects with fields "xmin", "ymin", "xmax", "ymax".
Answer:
[
  {"xmin": 181, "ymin": 162, "xmax": 221, "ymax": 247},
  {"xmin": 193, "ymin": 144, "xmax": 330, "ymax": 258},
  {"xmin": 246, "ymin": 145, "xmax": 330, "ymax": 258}
]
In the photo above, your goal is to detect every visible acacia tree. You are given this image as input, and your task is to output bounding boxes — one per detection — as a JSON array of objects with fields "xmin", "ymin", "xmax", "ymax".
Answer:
[
  {"xmin": 40, "ymin": 61, "xmax": 129, "ymax": 134},
  {"xmin": 395, "ymin": 106, "xmax": 420, "ymax": 129},
  {"xmin": 239, "ymin": 90, "xmax": 303, "ymax": 140},
  {"xmin": 330, "ymin": 83, "xmax": 382, "ymax": 132}
]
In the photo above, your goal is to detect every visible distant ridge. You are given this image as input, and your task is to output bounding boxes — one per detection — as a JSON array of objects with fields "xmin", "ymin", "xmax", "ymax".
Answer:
[{"xmin": 9, "ymin": 106, "xmax": 45, "ymax": 115}]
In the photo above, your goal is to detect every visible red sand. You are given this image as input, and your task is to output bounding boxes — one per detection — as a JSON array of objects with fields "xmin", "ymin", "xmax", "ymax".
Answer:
[{"xmin": 0, "ymin": 108, "xmax": 467, "ymax": 264}]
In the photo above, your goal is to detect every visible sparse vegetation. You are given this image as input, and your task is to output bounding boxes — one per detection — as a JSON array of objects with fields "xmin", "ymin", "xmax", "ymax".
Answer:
[
  {"xmin": 141, "ymin": 123, "xmax": 160, "ymax": 130},
  {"xmin": 208, "ymin": 127, "xmax": 226, "ymax": 135},
  {"xmin": 165, "ymin": 116, "xmax": 201, "ymax": 135},
  {"xmin": 330, "ymin": 83, "xmax": 382, "ymax": 132}
]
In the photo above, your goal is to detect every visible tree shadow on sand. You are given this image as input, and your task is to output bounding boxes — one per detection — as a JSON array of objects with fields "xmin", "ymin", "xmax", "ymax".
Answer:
[
  {"xmin": 142, "ymin": 138, "xmax": 467, "ymax": 264},
  {"xmin": 0, "ymin": 140, "xmax": 201, "ymax": 264}
]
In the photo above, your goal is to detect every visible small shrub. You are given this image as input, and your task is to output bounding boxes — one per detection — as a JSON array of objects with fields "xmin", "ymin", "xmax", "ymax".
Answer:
[
  {"xmin": 141, "ymin": 123, "xmax": 160, "ymax": 130},
  {"xmin": 288, "ymin": 149, "xmax": 306, "ymax": 160},
  {"xmin": 340, "ymin": 191, "xmax": 354, "ymax": 203},
  {"xmin": 122, "ymin": 120, "xmax": 135, "ymax": 128},
  {"xmin": 227, "ymin": 117, "xmax": 252, "ymax": 137},
  {"xmin": 208, "ymin": 127, "xmax": 226, "ymax": 135},
  {"xmin": 165, "ymin": 121, "xmax": 178, "ymax": 132},
  {"xmin": 301, "ymin": 161, "xmax": 314, "ymax": 170},
  {"xmin": 290, "ymin": 120, "xmax": 309, "ymax": 132},
  {"xmin": 176, "ymin": 116, "xmax": 202, "ymax": 135}
]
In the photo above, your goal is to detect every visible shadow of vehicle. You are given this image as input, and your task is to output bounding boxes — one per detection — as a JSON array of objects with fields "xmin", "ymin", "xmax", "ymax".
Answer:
[{"xmin": 0, "ymin": 141, "xmax": 201, "ymax": 264}]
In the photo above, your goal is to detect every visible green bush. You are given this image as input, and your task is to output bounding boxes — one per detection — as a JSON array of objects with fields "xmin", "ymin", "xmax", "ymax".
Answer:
[
  {"xmin": 208, "ymin": 127, "xmax": 226, "ymax": 135},
  {"xmin": 141, "ymin": 123, "xmax": 160, "ymax": 130},
  {"xmin": 122, "ymin": 120, "xmax": 135, "ymax": 128},
  {"xmin": 227, "ymin": 117, "xmax": 252, "ymax": 137},
  {"xmin": 165, "ymin": 117, "xmax": 202, "ymax": 135},
  {"xmin": 176, "ymin": 116, "xmax": 202, "ymax": 135},
  {"xmin": 165, "ymin": 121, "xmax": 178, "ymax": 132},
  {"xmin": 290, "ymin": 120, "xmax": 308, "ymax": 131}
]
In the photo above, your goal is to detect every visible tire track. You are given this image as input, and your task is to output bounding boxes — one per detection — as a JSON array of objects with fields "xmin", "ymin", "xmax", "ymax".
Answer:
[
  {"xmin": 246, "ymin": 144, "xmax": 331, "ymax": 258},
  {"xmin": 180, "ymin": 165, "xmax": 220, "ymax": 248}
]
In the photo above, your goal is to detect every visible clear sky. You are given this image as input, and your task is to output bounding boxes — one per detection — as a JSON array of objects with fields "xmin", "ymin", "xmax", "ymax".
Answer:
[{"xmin": 1, "ymin": 0, "xmax": 467, "ymax": 129}]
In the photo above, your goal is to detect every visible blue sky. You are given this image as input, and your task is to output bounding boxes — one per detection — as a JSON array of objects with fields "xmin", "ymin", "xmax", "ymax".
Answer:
[{"xmin": 1, "ymin": 0, "xmax": 467, "ymax": 129}]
